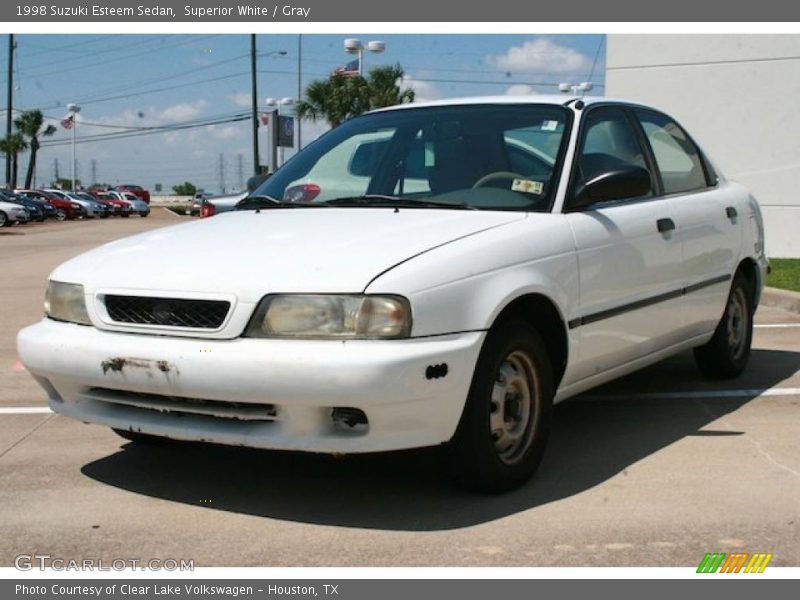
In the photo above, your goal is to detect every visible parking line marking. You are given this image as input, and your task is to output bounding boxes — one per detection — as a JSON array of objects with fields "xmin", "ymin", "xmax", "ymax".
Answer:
[
  {"xmin": 754, "ymin": 323, "xmax": 800, "ymax": 328},
  {"xmin": 581, "ymin": 387, "xmax": 800, "ymax": 401},
  {"xmin": 0, "ymin": 407, "xmax": 52, "ymax": 415}
]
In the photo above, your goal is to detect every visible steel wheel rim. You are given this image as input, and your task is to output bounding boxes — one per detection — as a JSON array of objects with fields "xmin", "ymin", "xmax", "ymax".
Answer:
[
  {"xmin": 727, "ymin": 287, "xmax": 748, "ymax": 360},
  {"xmin": 490, "ymin": 350, "xmax": 539, "ymax": 465}
]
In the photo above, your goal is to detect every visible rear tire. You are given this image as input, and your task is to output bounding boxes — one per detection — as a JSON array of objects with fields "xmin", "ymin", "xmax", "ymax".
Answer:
[
  {"xmin": 0, "ymin": 211, "xmax": 7, "ymax": 227},
  {"xmin": 447, "ymin": 318, "xmax": 554, "ymax": 493},
  {"xmin": 694, "ymin": 272, "xmax": 754, "ymax": 379}
]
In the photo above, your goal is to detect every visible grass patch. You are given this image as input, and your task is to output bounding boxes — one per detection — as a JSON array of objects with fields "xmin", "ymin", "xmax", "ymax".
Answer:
[{"xmin": 767, "ymin": 258, "xmax": 800, "ymax": 292}]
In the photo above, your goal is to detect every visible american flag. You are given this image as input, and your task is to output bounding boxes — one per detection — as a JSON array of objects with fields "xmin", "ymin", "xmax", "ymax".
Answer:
[
  {"xmin": 60, "ymin": 114, "xmax": 74, "ymax": 129},
  {"xmin": 334, "ymin": 58, "xmax": 360, "ymax": 77}
]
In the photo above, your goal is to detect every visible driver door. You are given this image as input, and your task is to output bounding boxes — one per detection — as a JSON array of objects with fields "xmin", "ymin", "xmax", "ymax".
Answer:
[{"xmin": 564, "ymin": 106, "xmax": 685, "ymax": 385}]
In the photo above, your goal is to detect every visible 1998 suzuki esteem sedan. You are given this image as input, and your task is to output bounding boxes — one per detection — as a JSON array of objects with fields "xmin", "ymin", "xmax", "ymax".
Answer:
[{"xmin": 17, "ymin": 97, "xmax": 767, "ymax": 492}]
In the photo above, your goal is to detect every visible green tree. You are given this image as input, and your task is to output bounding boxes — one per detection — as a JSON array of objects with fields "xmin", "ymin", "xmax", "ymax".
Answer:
[
  {"xmin": 172, "ymin": 181, "xmax": 197, "ymax": 196},
  {"xmin": 52, "ymin": 177, "xmax": 79, "ymax": 191},
  {"xmin": 296, "ymin": 64, "xmax": 415, "ymax": 128},
  {"xmin": 14, "ymin": 110, "xmax": 57, "ymax": 189},
  {"xmin": 0, "ymin": 133, "xmax": 29, "ymax": 189},
  {"xmin": 366, "ymin": 64, "xmax": 416, "ymax": 109}
]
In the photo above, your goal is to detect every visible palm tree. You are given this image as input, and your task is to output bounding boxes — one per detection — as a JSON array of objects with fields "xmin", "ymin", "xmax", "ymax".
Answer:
[
  {"xmin": 296, "ymin": 64, "xmax": 415, "ymax": 128},
  {"xmin": 366, "ymin": 64, "xmax": 415, "ymax": 109},
  {"xmin": 14, "ymin": 110, "xmax": 57, "ymax": 189},
  {"xmin": 0, "ymin": 133, "xmax": 28, "ymax": 189}
]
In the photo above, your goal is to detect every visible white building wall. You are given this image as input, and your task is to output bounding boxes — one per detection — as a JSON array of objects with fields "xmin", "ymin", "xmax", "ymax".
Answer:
[{"xmin": 606, "ymin": 35, "xmax": 800, "ymax": 258}]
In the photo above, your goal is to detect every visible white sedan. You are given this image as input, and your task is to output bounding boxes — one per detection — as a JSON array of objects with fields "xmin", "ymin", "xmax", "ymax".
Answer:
[
  {"xmin": 0, "ymin": 199, "xmax": 29, "ymax": 226},
  {"xmin": 17, "ymin": 96, "xmax": 767, "ymax": 492}
]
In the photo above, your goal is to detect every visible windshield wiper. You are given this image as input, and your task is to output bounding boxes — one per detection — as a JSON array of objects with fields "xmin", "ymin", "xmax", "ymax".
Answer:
[
  {"xmin": 322, "ymin": 195, "xmax": 476, "ymax": 210},
  {"xmin": 235, "ymin": 195, "xmax": 328, "ymax": 210}
]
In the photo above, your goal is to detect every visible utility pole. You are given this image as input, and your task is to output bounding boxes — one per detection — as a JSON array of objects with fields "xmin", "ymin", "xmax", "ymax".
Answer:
[
  {"xmin": 53, "ymin": 158, "xmax": 59, "ymax": 183},
  {"xmin": 5, "ymin": 34, "xmax": 14, "ymax": 187},
  {"xmin": 237, "ymin": 153, "xmax": 244, "ymax": 190},
  {"xmin": 218, "ymin": 153, "xmax": 225, "ymax": 194},
  {"xmin": 90, "ymin": 159, "xmax": 97, "ymax": 186},
  {"xmin": 250, "ymin": 34, "xmax": 259, "ymax": 177},
  {"xmin": 297, "ymin": 34, "xmax": 302, "ymax": 150}
]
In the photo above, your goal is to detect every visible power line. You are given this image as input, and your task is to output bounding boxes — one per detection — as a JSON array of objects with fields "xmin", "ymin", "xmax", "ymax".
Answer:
[
  {"xmin": 21, "ymin": 35, "xmax": 217, "ymax": 79},
  {"xmin": 40, "ymin": 113, "xmax": 250, "ymax": 147}
]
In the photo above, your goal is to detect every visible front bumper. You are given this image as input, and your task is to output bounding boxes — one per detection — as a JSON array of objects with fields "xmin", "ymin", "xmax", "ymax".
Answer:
[{"xmin": 18, "ymin": 319, "xmax": 484, "ymax": 453}]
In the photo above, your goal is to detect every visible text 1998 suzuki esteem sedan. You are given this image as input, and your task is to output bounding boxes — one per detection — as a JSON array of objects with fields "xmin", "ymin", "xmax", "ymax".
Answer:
[{"xmin": 17, "ymin": 97, "xmax": 767, "ymax": 492}]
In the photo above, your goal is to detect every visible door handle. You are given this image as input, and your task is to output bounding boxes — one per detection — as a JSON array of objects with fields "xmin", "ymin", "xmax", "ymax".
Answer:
[
  {"xmin": 657, "ymin": 218, "xmax": 676, "ymax": 233},
  {"xmin": 726, "ymin": 206, "xmax": 738, "ymax": 219}
]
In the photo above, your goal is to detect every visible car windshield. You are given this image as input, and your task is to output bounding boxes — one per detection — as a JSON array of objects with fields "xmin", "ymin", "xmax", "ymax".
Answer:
[{"xmin": 252, "ymin": 104, "xmax": 571, "ymax": 212}]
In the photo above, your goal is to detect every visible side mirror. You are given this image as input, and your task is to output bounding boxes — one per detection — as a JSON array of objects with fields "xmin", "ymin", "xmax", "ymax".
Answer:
[{"xmin": 570, "ymin": 165, "xmax": 651, "ymax": 210}]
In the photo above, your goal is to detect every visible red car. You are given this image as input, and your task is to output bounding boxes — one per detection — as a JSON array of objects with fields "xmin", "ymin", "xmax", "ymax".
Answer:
[
  {"xmin": 19, "ymin": 189, "xmax": 83, "ymax": 221},
  {"xmin": 89, "ymin": 191, "xmax": 133, "ymax": 217},
  {"xmin": 115, "ymin": 184, "xmax": 150, "ymax": 205}
]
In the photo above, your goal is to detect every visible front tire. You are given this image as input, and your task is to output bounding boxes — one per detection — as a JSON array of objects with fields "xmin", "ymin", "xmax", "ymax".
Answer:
[
  {"xmin": 0, "ymin": 211, "xmax": 7, "ymax": 227},
  {"xmin": 694, "ymin": 272, "xmax": 754, "ymax": 379},
  {"xmin": 447, "ymin": 318, "xmax": 554, "ymax": 493}
]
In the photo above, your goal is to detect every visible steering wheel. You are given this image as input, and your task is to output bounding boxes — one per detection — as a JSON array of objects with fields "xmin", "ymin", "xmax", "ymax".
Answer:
[{"xmin": 472, "ymin": 171, "xmax": 526, "ymax": 189}]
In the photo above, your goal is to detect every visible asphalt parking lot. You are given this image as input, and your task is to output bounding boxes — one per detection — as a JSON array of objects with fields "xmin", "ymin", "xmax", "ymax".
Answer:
[{"xmin": 1, "ymin": 213, "xmax": 798, "ymax": 567}]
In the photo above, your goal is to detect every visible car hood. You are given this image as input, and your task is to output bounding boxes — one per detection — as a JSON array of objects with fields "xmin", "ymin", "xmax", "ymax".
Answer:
[{"xmin": 52, "ymin": 208, "xmax": 526, "ymax": 301}]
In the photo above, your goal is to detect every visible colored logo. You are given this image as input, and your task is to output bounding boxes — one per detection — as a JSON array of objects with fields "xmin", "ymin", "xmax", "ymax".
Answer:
[{"xmin": 697, "ymin": 552, "xmax": 773, "ymax": 573}]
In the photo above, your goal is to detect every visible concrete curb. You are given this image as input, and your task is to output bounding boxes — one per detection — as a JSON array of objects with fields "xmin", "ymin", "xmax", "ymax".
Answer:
[{"xmin": 761, "ymin": 287, "xmax": 800, "ymax": 314}]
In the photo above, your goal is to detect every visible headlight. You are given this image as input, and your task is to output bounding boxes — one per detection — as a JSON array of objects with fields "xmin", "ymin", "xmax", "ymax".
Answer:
[
  {"xmin": 245, "ymin": 294, "xmax": 411, "ymax": 339},
  {"xmin": 44, "ymin": 281, "xmax": 91, "ymax": 325}
]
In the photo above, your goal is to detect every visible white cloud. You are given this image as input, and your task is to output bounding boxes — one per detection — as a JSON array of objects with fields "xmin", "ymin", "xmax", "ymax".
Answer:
[
  {"xmin": 486, "ymin": 38, "xmax": 590, "ymax": 74},
  {"xmin": 404, "ymin": 76, "xmax": 440, "ymax": 104},
  {"xmin": 229, "ymin": 92, "xmax": 252, "ymax": 108},
  {"xmin": 505, "ymin": 84, "xmax": 538, "ymax": 96},
  {"xmin": 210, "ymin": 125, "xmax": 240, "ymax": 140},
  {"xmin": 159, "ymin": 100, "xmax": 208, "ymax": 122}
]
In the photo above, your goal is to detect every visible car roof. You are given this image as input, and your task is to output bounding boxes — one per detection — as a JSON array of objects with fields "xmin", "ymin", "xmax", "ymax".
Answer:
[{"xmin": 369, "ymin": 95, "xmax": 655, "ymax": 114}]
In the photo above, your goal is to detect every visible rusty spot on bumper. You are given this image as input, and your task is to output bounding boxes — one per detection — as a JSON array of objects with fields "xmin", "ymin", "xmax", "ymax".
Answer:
[{"xmin": 101, "ymin": 357, "xmax": 177, "ymax": 375}]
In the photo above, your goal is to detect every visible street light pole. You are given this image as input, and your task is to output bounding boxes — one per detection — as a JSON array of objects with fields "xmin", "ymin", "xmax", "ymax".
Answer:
[
  {"xmin": 5, "ymin": 34, "xmax": 14, "ymax": 187},
  {"xmin": 297, "ymin": 34, "xmax": 302, "ymax": 150},
  {"xmin": 66, "ymin": 103, "xmax": 80, "ymax": 192},
  {"xmin": 250, "ymin": 34, "xmax": 259, "ymax": 177}
]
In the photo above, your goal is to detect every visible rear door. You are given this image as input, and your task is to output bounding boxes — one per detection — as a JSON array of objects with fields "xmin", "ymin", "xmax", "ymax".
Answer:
[
  {"xmin": 633, "ymin": 109, "xmax": 741, "ymax": 338},
  {"xmin": 563, "ymin": 106, "xmax": 685, "ymax": 384}
]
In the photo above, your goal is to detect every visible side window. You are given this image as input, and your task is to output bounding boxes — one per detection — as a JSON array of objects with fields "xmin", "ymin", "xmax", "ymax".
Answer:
[
  {"xmin": 635, "ymin": 110, "xmax": 709, "ymax": 195},
  {"xmin": 574, "ymin": 108, "xmax": 652, "ymax": 202}
]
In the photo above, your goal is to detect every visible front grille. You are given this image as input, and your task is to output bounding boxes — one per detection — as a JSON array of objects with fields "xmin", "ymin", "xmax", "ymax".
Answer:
[
  {"xmin": 104, "ymin": 295, "xmax": 230, "ymax": 329},
  {"xmin": 85, "ymin": 387, "xmax": 278, "ymax": 422}
]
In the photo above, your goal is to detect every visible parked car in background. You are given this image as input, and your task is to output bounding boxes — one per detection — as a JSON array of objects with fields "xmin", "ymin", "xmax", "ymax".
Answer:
[
  {"xmin": 17, "ymin": 97, "xmax": 767, "ymax": 492},
  {"xmin": 42, "ymin": 189, "xmax": 92, "ymax": 219},
  {"xmin": 0, "ymin": 197, "xmax": 29, "ymax": 226},
  {"xmin": 197, "ymin": 191, "xmax": 248, "ymax": 217},
  {"xmin": 68, "ymin": 192, "xmax": 111, "ymax": 219},
  {"xmin": 43, "ymin": 190, "xmax": 107, "ymax": 219},
  {"xmin": 115, "ymin": 184, "xmax": 150, "ymax": 205},
  {"xmin": 0, "ymin": 190, "xmax": 45, "ymax": 222},
  {"xmin": 14, "ymin": 190, "xmax": 58, "ymax": 219},
  {"xmin": 122, "ymin": 193, "xmax": 150, "ymax": 217},
  {"xmin": 35, "ymin": 191, "xmax": 84, "ymax": 221},
  {"xmin": 106, "ymin": 191, "xmax": 150, "ymax": 217},
  {"xmin": 86, "ymin": 190, "xmax": 131, "ymax": 217}
]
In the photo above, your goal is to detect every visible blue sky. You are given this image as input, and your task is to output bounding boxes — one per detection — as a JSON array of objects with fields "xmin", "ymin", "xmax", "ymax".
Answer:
[{"xmin": 2, "ymin": 34, "xmax": 605, "ymax": 193}]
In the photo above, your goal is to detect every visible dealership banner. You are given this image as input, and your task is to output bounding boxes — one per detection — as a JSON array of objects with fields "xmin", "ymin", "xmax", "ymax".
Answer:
[
  {"xmin": 3, "ymin": 0, "xmax": 800, "ymax": 22},
  {"xmin": 4, "ymin": 579, "xmax": 798, "ymax": 599}
]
